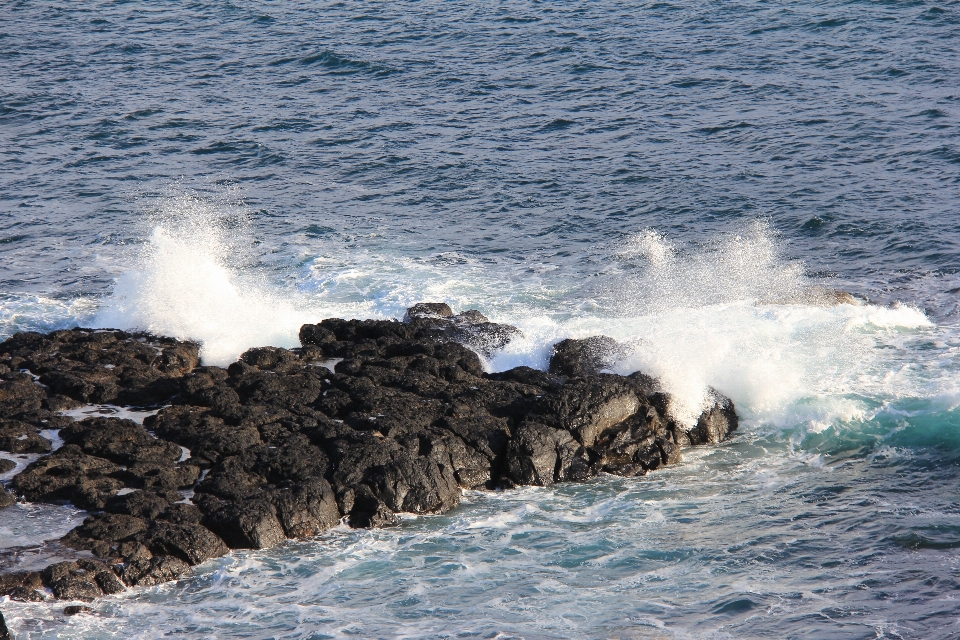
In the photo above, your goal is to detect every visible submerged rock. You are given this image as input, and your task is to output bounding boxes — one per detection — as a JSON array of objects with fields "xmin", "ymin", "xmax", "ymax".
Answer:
[{"xmin": 0, "ymin": 304, "xmax": 739, "ymax": 600}]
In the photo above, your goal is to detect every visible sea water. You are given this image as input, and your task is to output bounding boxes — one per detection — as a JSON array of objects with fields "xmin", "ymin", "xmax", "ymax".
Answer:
[{"xmin": 2, "ymin": 1, "xmax": 960, "ymax": 637}]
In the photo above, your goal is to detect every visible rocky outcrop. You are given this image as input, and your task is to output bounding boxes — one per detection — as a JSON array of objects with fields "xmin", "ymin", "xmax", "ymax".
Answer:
[{"xmin": 0, "ymin": 306, "xmax": 738, "ymax": 603}]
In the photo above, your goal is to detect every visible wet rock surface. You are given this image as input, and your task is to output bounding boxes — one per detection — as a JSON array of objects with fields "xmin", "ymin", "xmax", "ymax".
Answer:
[{"xmin": 0, "ymin": 308, "xmax": 738, "ymax": 603}]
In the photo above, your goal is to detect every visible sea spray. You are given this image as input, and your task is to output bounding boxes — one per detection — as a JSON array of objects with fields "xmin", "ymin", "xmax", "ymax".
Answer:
[
  {"xmin": 490, "ymin": 225, "xmax": 935, "ymax": 427},
  {"xmin": 93, "ymin": 195, "xmax": 317, "ymax": 365},
  {"xmin": 89, "ymin": 204, "xmax": 938, "ymax": 432}
]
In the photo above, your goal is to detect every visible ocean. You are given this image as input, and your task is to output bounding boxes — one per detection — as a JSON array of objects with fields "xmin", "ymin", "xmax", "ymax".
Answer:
[{"xmin": 2, "ymin": 1, "xmax": 960, "ymax": 637}]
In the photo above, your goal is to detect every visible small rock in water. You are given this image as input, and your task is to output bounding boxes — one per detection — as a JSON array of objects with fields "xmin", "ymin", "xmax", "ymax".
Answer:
[
  {"xmin": 63, "ymin": 605, "xmax": 94, "ymax": 616},
  {"xmin": 403, "ymin": 302, "xmax": 454, "ymax": 320}
]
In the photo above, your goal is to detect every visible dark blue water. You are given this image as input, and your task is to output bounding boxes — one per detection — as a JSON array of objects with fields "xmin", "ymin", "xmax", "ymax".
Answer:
[{"xmin": 3, "ymin": 1, "xmax": 960, "ymax": 638}]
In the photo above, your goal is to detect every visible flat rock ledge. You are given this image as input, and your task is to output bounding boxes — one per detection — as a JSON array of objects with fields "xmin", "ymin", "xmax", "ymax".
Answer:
[{"xmin": 0, "ymin": 304, "xmax": 737, "ymax": 608}]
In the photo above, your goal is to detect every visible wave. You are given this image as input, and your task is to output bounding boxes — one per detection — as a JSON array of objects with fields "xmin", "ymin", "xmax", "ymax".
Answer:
[{"xmin": 1, "ymin": 195, "xmax": 951, "ymax": 435}]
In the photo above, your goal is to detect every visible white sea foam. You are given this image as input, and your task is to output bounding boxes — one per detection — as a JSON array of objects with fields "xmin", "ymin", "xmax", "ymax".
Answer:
[
  {"xmin": 488, "ymin": 229, "xmax": 939, "ymax": 427},
  {"xmin": 92, "ymin": 195, "xmax": 371, "ymax": 365},
  {"xmin": 70, "ymin": 201, "xmax": 950, "ymax": 431}
]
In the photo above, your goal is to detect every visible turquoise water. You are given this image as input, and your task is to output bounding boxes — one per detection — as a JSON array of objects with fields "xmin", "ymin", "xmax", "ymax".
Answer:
[{"xmin": 2, "ymin": 1, "xmax": 960, "ymax": 637}]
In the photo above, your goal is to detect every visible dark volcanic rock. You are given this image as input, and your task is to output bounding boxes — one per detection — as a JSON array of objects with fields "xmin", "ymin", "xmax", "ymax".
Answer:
[
  {"xmin": 61, "ymin": 513, "xmax": 149, "ymax": 558},
  {"xmin": 0, "ymin": 420, "xmax": 52, "ymax": 454},
  {"xmin": 0, "ymin": 459, "xmax": 15, "ymax": 474},
  {"xmin": 687, "ymin": 388, "xmax": 739, "ymax": 445},
  {"xmin": 42, "ymin": 559, "xmax": 124, "ymax": 601},
  {"xmin": 0, "ymin": 571, "xmax": 44, "ymax": 601},
  {"xmin": 404, "ymin": 304, "xmax": 523, "ymax": 357},
  {"xmin": 119, "ymin": 554, "xmax": 190, "ymax": 587},
  {"xmin": 272, "ymin": 478, "xmax": 341, "ymax": 538},
  {"xmin": 403, "ymin": 302, "xmax": 453, "ymax": 320},
  {"xmin": 135, "ymin": 522, "xmax": 228, "ymax": 566},
  {"xmin": 0, "ymin": 305, "xmax": 740, "ymax": 601},
  {"xmin": 13, "ymin": 446, "xmax": 124, "ymax": 510},
  {"xmin": 198, "ymin": 495, "xmax": 286, "ymax": 550},
  {"xmin": 549, "ymin": 336, "xmax": 628, "ymax": 378},
  {"xmin": 104, "ymin": 490, "xmax": 181, "ymax": 520},
  {"xmin": 61, "ymin": 418, "xmax": 182, "ymax": 465},
  {"xmin": 0, "ymin": 372, "xmax": 46, "ymax": 416}
]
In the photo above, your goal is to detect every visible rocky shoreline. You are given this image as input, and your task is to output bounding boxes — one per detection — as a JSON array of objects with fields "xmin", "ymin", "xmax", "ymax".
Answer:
[{"xmin": 0, "ymin": 303, "xmax": 737, "ymax": 627}]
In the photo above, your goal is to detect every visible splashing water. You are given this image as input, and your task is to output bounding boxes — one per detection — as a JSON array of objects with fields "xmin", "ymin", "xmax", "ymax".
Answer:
[
  {"xmin": 82, "ymin": 199, "xmax": 942, "ymax": 432},
  {"xmin": 92, "ymin": 196, "xmax": 363, "ymax": 365}
]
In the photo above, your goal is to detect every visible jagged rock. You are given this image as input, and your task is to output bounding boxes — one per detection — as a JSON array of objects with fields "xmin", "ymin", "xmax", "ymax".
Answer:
[
  {"xmin": 60, "ymin": 511, "xmax": 227, "ymax": 569},
  {"xmin": 198, "ymin": 495, "xmax": 286, "ymax": 550},
  {"xmin": 61, "ymin": 513, "xmax": 149, "ymax": 558},
  {"xmin": 0, "ymin": 372, "xmax": 46, "ymax": 416},
  {"xmin": 159, "ymin": 502, "xmax": 204, "ymax": 525},
  {"xmin": 505, "ymin": 422, "xmax": 591, "ymax": 486},
  {"xmin": 135, "ymin": 522, "xmax": 228, "ymax": 566},
  {"xmin": 346, "ymin": 484, "xmax": 400, "ymax": 528},
  {"xmin": 0, "ymin": 329, "xmax": 199, "ymax": 410},
  {"xmin": 0, "ymin": 420, "xmax": 51, "ymax": 454},
  {"xmin": 548, "ymin": 336, "xmax": 628, "ymax": 378},
  {"xmin": 403, "ymin": 303, "xmax": 453, "ymax": 320},
  {"xmin": 365, "ymin": 453, "xmax": 460, "ymax": 514},
  {"xmin": 128, "ymin": 462, "xmax": 201, "ymax": 492},
  {"xmin": 42, "ymin": 559, "xmax": 124, "ymax": 601},
  {"xmin": 13, "ymin": 446, "xmax": 124, "ymax": 510},
  {"xmin": 239, "ymin": 346, "xmax": 304, "ymax": 373},
  {"xmin": 404, "ymin": 306, "xmax": 523, "ymax": 357},
  {"xmin": 686, "ymin": 389, "xmax": 739, "ymax": 445},
  {"xmin": 104, "ymin": 490, "xmax": 181, "ymax": 520},
  {"xmin": 0, "ymin": 571, "xmax": 44, "ymax": 601},
  {"xmin": 147, "ymin": 406, "xmax": 262, "ymax": 465},
  {"xmin": 272, "ymin": 478, "xmax": 341, "ymax": 538},
  {"xmin": 532, "ymin": 376, "xmax": 642, "ymax": 448},
  {"xmin": 119, "ymin": 555, "xmax": 190, "ymax": 587},
  {"xmin": 60, "ymin": 418, "xmax": 182, "ymax": 465}
]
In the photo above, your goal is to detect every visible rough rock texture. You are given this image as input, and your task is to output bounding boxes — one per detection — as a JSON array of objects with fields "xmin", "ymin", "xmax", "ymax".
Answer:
[
  {"xmin": 0, "ymin": 571, "xmax": 44, "ymax": 602},
  {"xmin": 549, "ymin": 336, "xmax": 629, "ymax": 378},
  {"xmin": 42, "ymin": 559, "xmax": 125, "ymax": 601},
  {"xmin": 0, "ymin": 309, "xmax": 738, "ymax": 601}
]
